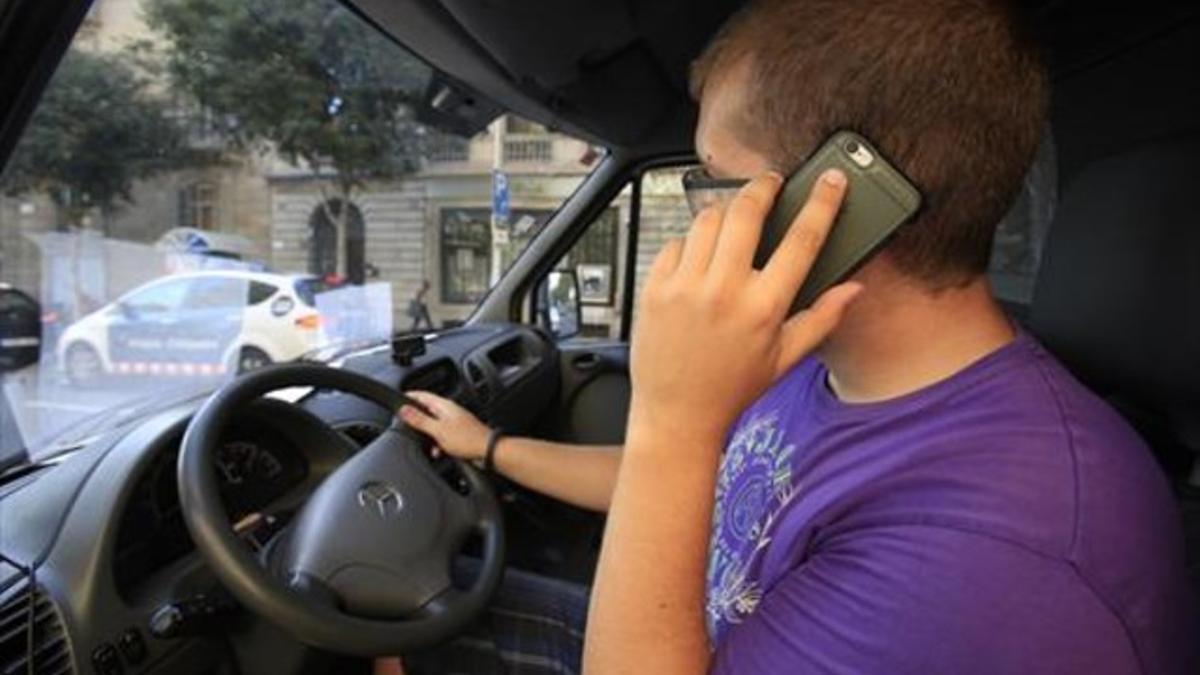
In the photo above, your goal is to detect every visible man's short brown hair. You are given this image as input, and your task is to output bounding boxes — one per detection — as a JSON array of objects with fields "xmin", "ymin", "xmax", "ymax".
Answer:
[{"xmin": 691, "ymin": 0, "xmax": 1048, "ymax": 286}]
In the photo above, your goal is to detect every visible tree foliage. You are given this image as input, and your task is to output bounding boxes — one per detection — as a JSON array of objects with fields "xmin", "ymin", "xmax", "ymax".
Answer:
[
  {"xmin": 143, "ymin": 0, "xmax": 435, "ymax": 197},
  {"xmin": 0, "ymin": 48, "xmax": 189, "ymax": 227}
]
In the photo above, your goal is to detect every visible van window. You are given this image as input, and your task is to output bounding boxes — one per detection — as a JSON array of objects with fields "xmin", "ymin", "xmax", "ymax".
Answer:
[{"xmin": 987, "ymin": 132, "xmax": 1058, "ymax": 307}]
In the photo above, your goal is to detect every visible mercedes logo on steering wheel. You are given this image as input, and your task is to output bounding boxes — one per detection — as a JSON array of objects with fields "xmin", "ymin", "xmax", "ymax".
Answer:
[{"xmin": 356, "ymin": 481, "xmax": 404, "ymax": 517}]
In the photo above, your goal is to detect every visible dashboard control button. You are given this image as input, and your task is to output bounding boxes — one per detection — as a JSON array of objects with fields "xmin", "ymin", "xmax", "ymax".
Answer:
[
  {"xmin": 149, "ymin": 591, "xmax": 240, "ymax": 638},
  {"xmin": 118, "ymin": 628, "xmax": 147, "ymax": 664},
  {"xmin": 148, "ymin": 604, "xmax": 183, "ymax": 638},
  {"xmin": 92, "ymin": 643, "xmax": 122, "ymax": 674}
]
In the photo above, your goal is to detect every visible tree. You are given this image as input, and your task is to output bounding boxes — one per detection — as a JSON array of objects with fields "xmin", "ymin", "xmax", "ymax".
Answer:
[
  {"xmin": 144, "ymin": 0, "xmax": 439, "ymax": 276},
  {"xmin": 0, "ymin": 48, "xmax": 190, "ymax": 231}
]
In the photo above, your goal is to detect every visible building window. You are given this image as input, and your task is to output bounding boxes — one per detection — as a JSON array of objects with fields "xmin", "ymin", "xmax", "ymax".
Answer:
[
  {"xmin": 503, "ymin": 138, "xmax": 553, "ymax": 163},
  {"xmin": 439, "ymin": 206, "xmax": 559, "ymax": 304},
  {"xmin": 428, "ymin": 136, "xmax": 470, "ymax": 163},
  {"xmin": 168, "ymin": 97, "xmax": 223, "ymax": 147},
  {"xmin": 501, "ymin": 208, "xmax": 553, "ymax": 271},
  {"xmin": 440, "ymin": 208, "xmax": 492, "ymax": 304},
  {"xmin": 177, "ymin": 182, "xmax": 217, "ymax": 230}
]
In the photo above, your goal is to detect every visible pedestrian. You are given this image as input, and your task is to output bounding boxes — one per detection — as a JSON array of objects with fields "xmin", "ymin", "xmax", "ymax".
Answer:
[{"xmin": 407, "ymin": 279, "xmax": 433, "ymax": 330}]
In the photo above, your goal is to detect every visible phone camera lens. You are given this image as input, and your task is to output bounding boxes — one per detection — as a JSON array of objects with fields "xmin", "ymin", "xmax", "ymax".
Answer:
[{"xmin": 845, "ymin": 140, "xmax": 860, "ymax": 155}]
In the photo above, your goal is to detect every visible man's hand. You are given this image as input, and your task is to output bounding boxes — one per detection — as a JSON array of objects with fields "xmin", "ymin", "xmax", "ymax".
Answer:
[
  {"xmin": 397, "ymin": 391, "xmax": 490, "ymax": 460},
  {"xmin": 629, "ymin": 169, "xmax": 861, "ymax": 442}
]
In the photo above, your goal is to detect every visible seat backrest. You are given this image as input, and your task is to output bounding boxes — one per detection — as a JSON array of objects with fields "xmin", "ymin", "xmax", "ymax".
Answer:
[
  {"xmin": 1030, "ymin": 136, "xmax": 1200, "ymax": 465},
  {"xmin": 1030, "ymin": 134, "xmax": 1200, "ymax": 602}
]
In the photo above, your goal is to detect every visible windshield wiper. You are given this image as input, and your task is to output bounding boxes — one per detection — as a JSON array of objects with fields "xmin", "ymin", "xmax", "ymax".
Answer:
[
  {"xmin": 0, "ymin": 449, "xmax": 30, "ymax": 478},
  {"xmin": 0, "ymin": 453, "xmax": 71, "ymax": 487}
]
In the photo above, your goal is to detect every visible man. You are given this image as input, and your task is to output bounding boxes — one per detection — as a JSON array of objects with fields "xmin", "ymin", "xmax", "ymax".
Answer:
[
  {"xmin": 408, "ymin": 279, "xmax": 434, "ymax": 331},
  {"xmin": 389, "ymin": 0, "xmax": 1195, "ymax": 672}
]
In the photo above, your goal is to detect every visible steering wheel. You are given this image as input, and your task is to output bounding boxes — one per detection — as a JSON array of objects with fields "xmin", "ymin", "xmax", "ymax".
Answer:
[{"xmin": 176, "ymin": 363, "xmax": 505, "ymax": 656}]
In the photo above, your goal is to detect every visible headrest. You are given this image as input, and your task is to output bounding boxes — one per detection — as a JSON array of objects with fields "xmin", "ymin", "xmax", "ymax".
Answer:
[{"xmin": 1030, "ymin": 136, "xmax": 1200, "ymax": 446}]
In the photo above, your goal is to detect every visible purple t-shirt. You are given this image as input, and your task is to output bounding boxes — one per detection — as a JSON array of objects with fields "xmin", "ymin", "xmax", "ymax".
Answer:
[{"xmin": 706, "ymin": 332, "xmax": 1194, "ymax": 674}]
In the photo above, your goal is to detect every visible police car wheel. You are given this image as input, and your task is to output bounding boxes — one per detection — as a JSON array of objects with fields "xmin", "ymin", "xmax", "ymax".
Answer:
[{"xmin": 65, "ymin": 342, "xmax": 102, "ymax": 386}]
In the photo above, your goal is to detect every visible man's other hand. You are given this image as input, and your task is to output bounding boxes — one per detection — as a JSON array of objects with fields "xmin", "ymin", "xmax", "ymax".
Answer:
[{"xmin": 397, "ymin": 390, "xmax": 490, "ymax": 460}]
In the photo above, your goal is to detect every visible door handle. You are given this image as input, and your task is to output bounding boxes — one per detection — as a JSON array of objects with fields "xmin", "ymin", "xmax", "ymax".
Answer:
[{"xmin": 571, "ymin": 352, "xmax": 602, "ymax": 371}]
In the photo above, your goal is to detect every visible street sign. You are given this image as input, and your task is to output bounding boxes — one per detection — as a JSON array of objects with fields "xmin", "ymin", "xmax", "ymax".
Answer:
[
  {"xmin": 492, "ymin": 170, "xmax": 510, "ymax": 224},
  {"xmin": 513, "ymin": 214, "xmax": 537, "ymax": 237}
]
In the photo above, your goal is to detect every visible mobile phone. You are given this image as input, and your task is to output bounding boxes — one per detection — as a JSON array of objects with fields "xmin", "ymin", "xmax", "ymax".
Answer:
[{"xmin": 753, "ymin": 130, "xmax": 922, "ymax": 315}]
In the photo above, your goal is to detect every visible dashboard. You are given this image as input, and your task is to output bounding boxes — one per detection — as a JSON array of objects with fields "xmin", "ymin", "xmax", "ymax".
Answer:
[
  {"xmin": 214, "ymin": 435, "xmax": 303, "ymax": 517},
  {"xmin": 0, "ymin": 323, "xmax": 561, "ymax": 675},
  {"xmin": 112, "ymin": 419, "xmax": 309, "ymax": 599}
]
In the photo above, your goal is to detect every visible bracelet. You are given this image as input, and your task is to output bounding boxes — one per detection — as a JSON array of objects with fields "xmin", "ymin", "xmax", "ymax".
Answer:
[{"xmin": 483, "ymin": 428, "xmax": 504, "ymax": 473}]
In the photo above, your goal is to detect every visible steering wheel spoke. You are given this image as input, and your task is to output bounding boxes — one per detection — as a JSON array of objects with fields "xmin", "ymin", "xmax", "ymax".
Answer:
[
  {"xmin": 414, "ymin": 586, "xmax": 468, "ymax": 620},
  {"xmin": 446, "ymin": 488, "xmax": 480, "ymax": 533},
  {"xmin": 178, "ymin": 363, "xmax": 505, "ymax": 656},
  {"xmin": 286, "ymin": 571, "xmax": 343, "ymax": 609}
]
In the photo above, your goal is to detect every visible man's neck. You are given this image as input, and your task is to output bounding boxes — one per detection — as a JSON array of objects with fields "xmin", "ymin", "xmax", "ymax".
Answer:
[{"xmin": 817, "ymin": 268, "xmax": 1015, "ymax": 404}]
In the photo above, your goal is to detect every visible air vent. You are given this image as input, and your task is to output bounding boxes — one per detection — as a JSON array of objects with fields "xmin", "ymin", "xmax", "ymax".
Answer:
[
  {"xmin": 465, "ymin": 360, "xmax": 484, "ymax": 383},
  {"xmin": 465, "ymin": 360, "xmax": 491, "ymax": 403},
  {"xmin": 0, "ymin": 577, "xmax": 74, "ymax": 675}
]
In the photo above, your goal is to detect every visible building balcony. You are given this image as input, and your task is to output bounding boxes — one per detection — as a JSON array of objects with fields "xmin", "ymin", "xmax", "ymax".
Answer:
[{"xmin": 423, "ymin": 132, "xmax": 593, "ymax": 176}]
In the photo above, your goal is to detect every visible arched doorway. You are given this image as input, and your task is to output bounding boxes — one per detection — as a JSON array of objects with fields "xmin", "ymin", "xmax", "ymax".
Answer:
[
  {"xmin": 308, "ymin": 213, "xmax": 336, "ymax": 277},
  {"xmin": 308, "ymin": 198, "xmax": 366, "ymax": 283}
]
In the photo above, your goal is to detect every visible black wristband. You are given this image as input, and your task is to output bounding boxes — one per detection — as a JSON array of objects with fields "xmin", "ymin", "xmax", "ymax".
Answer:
[{"xmin": 483, "ymin": 428, "xmax": 504, "ymax": 473}]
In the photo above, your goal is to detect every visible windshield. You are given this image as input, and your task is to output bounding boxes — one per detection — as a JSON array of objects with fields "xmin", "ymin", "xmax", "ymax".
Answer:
[{"xmin": 0, "ymin": 0, "xmax": 602, "ymax": 465}]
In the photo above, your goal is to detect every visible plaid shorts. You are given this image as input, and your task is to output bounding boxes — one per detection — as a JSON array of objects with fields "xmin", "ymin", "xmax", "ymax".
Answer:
[{"xmin": 403, "ymin": 560, "xmax": 590, "ymax": 675}]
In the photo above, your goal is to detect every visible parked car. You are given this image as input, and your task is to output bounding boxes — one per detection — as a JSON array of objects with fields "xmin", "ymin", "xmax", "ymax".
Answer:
[
  {"xmin": 0, "ymin": 282, "xmax": 41, "ymax": 372},
  {"xmin": 55, "ymin": 271, "xmax": 328, "ymax": 384}
]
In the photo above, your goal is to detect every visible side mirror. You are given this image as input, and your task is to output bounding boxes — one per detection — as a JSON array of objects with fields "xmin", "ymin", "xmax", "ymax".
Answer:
[
  {"xmin": 115, "ymin": 300, "xmax": 137, "ymax": 319},
  {"xmin": 536, "ymin": 269, "xmax": 582, "ymax": 340},
  {"xmin": 0, "ymin": 287, "xmax": 42, "ymax": 373}
]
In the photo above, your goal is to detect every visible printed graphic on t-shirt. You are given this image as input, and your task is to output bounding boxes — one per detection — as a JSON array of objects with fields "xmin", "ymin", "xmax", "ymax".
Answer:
[{"xmin": 706, "ymin": 411, "xmax": 800, "ymax": 643}]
